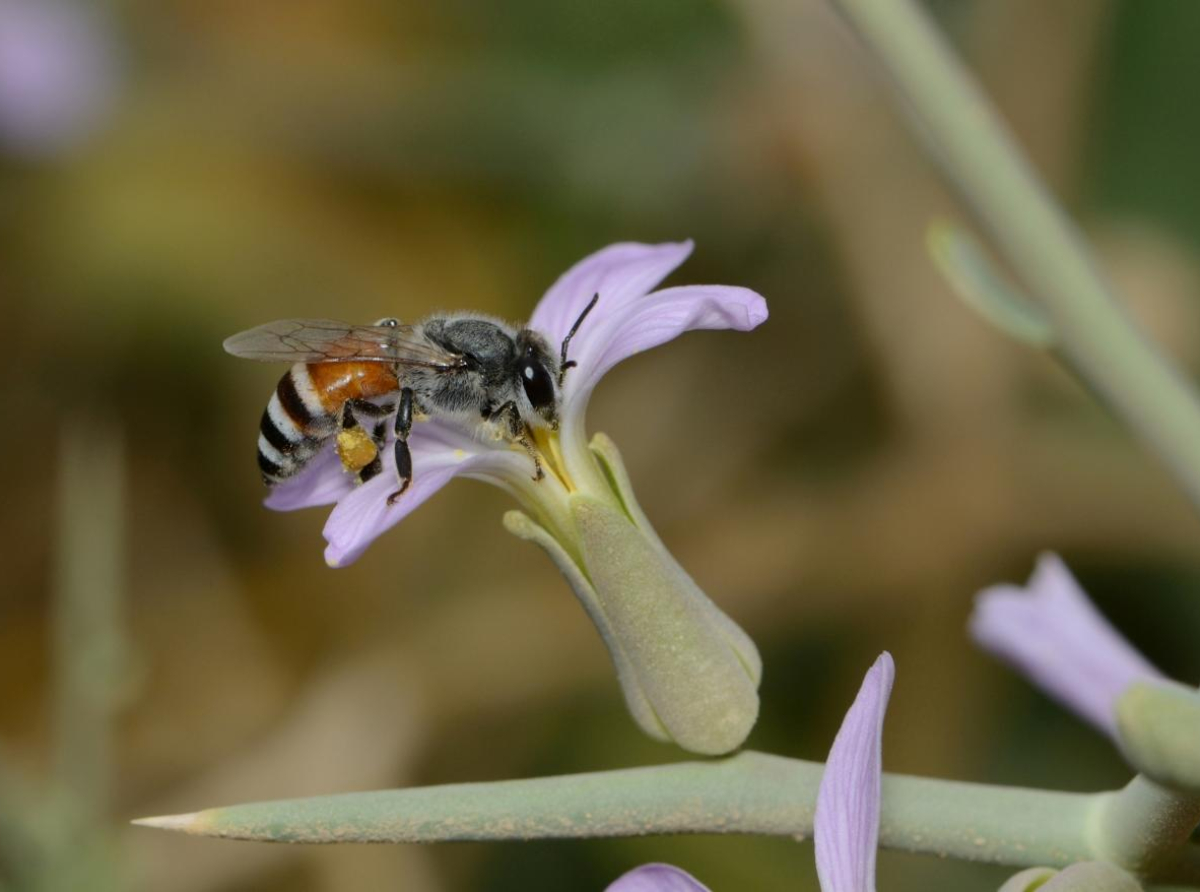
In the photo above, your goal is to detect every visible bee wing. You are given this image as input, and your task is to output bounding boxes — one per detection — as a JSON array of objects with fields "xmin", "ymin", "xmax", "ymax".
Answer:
[{"xmin": 223, "ymin": 319, "xmax": 464, "ymax": 369}]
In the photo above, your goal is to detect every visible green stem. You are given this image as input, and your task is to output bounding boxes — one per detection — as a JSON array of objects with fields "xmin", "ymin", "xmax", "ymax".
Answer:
[
  {"xmin": 52, "ymin": 419, "xmax": 126, "ymax": 826},
  {"xmin": 147, "ymin": 751, "xmax": 1112, "ymax": 873},
  {"xmin": 1092, "ymin": 777, "xmax": 1200, "ymax": 877},
  {"xmin": 830, "ymin": 0, "xmax": 1200, "ymax": 512}
]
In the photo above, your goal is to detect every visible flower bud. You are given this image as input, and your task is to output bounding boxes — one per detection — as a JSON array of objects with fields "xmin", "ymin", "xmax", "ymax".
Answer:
[
  {"xmin": 1116, "ymin": 680, "xmax": 1200, "ymax": 794},
  {"xmin": 997, "ymin": 863, "xmax": 1142, "ymax": 892},
  {"xmin": 505, "ymin": 435, "xmax": 761, "ymax": 755}
]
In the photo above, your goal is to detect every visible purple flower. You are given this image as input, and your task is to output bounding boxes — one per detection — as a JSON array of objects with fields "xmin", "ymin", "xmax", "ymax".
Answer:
[
  {"xmin": 605, "ymin": 864, "xmax": 712, "ymax": 892},
  {"xmin": 814, "ymin": 652, "xmax": 894, "ymax": 892},
  {"xmin": 268, "ymin": 242, "xmax": 768, "ymax": 754},
  {"xmin": 0, "ymin": 0, "xmax": 118, "ymax": 156},
  {"xmin": 970, "ymin": 553, "xmax": 1166, "ymax": 739}
]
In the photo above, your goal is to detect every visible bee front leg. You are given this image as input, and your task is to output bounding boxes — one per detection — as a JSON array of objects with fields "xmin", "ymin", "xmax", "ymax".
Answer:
[
  {"xmin": 488, "ymin": 401, "xmax": 543, "ymax": 482},
  {"xmin": 386, "ymin": 387, "xmax": 415, "ymax": 506}
]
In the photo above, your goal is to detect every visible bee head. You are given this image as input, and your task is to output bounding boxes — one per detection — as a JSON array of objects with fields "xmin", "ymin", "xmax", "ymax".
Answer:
[{"xmin": 514, "ymin": 329, "xmax": 561, "ymax": 429}]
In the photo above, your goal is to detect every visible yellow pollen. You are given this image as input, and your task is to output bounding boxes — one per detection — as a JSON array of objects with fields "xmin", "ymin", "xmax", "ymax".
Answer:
[{"xmin": 336, "ymin": 427, "xmax": 378, "ymax": 473}]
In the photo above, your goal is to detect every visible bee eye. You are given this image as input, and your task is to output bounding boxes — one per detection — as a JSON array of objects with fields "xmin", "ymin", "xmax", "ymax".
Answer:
[{"xmin": 521, "ymin": 360, "xmax": 555, "ymax": 411}]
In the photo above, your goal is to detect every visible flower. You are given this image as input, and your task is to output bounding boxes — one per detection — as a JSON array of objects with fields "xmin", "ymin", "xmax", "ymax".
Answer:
[
  {"xmin": 969, "ymin": 553, "xmax": 1165, "ymax": 739},
  {"xmin": 0, "ymin": 0, "xmax": 118, "ymax": 156},
  {"xmin": 972, "ymin": 553, "xmax": 1200, "ymax": 791},
  {"xmin": 267, "ymin": 241, "xmax": 768, "ymax": 754},
  {"xmin": 604, "ymin": 864, "xmax": 712, "ymax": 892},
  {"xmin": 814, "ymin": 652, "xmax": 894, "ymax": 892}
]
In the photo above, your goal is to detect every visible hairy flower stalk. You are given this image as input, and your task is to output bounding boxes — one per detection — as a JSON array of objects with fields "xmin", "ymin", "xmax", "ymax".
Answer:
[{"xmin": 267, "ymin": 242, "xmax": 767, "ymax": 754}]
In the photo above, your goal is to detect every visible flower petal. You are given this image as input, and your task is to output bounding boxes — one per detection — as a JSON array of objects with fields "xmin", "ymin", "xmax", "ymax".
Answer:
[
  {"xmin": 571, "ymin": 284, "xmax": 768, "ymax": 398},
  {"xmin": 557, "ymin": 284, "xmax": 768, "ymax": 457},
  {"xmin": 264, "ymin": 445, "xmax": 354, "ymax": 511},
  {"xmin": 604, "ymin": 863, "xmax": 712, "ymax": 892},
  {"xmin": 0, "ymin": 0, "xmax": 118, "ymax": 155},
  {"xmin": 529, "ymin": 241, "xmax": 694, "ymax": 346},
  {"xmin": 321, "ymin": 423, "xmax": 532, "ymax": 567},
  {"xmin": 970, "ymin": 553, "xmax": 1165, "ymax": 738},
  {"xmin": 815, "ymin": 652, "xmax": 894, "ymax": 892}
]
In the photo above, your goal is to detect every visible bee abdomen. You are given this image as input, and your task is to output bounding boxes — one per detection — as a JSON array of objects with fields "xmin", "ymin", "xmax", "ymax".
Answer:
[{"xmin": 257, "ymin": 366, "xmax": 332, "ymax": 484}]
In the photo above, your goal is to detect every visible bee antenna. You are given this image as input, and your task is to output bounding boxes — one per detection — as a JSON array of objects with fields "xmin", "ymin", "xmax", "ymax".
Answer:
[{"xmin": 559, "ymin": 293, "xmax": 599, "ymax": 380}]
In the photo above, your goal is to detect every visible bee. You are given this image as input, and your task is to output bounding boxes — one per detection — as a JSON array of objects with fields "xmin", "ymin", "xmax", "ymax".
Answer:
[{"xmin": 224, "ymin": 296, "xmax": 597, "ymax": 504}]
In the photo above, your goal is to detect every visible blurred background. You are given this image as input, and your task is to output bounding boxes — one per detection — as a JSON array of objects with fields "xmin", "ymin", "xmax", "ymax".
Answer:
[{"xmin": 2, "ymin": 0, "xmax": 1199, "ymax": 889}]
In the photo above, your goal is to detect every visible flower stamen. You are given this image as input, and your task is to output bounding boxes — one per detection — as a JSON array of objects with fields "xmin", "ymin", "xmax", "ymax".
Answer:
[{"xmin": 528, "ymin": 427, "xmax": 573, "ymax": 491}]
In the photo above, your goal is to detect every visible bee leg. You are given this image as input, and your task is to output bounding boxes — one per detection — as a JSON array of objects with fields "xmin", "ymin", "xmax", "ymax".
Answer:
[
  {"xmin": 517, "ymin": 432, "xmax": 544, "ymax": 482},
  {"xmin": 489, "ymin": 401, "xmax": 543, "ymax": 482},
  {"xmin": 337, "ymin": 399, "xmax": 391, "ymax": 482},
  {"xmin": 386, "ymin": 387, "xmax": 415, "ymax": 506}
]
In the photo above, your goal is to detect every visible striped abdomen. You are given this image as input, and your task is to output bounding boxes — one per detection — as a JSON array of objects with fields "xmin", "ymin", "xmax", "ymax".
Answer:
[{"xmin": 257, "ymin": 361, "xmax": 399, "ymax": 485}]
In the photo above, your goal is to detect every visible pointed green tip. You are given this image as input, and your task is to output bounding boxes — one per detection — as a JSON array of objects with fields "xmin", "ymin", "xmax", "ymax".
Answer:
[{"xmin": 131, "ymin": 811, "xmax": 208, "ymax": 834}]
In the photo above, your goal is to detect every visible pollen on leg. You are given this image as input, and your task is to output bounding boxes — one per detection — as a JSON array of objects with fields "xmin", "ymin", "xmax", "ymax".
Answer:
[{"xmin": 336, "ymin": 427, "xmax": 378, "ymax": 473}]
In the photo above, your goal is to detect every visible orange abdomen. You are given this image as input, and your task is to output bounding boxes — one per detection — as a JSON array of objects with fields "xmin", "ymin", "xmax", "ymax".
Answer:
[{"xmin": 307, "ymin": 362, "xmax": 400, "ymax": 412}]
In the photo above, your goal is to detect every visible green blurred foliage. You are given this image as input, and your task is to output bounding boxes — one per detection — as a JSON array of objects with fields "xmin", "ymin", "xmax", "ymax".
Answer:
[{"xmin": 2, "ymin": 1, "xmax": 1200, "ymax": 890}]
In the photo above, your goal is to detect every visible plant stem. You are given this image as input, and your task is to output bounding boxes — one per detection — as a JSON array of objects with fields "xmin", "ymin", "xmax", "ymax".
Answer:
[
  {"xmin": 52, "ymin": 418, "xmax": 126, "ymax": 825},
  {"xmin": 141, "ymin": 751, "xmax": 1110, "ymax": 873},
  {"xmin": 829, "ymin": 0, "xmax": 1200, "ymax": 514},
  {"xmin": 1092, "ymin": 777, "xmax": 1200, "ymax": 878}
]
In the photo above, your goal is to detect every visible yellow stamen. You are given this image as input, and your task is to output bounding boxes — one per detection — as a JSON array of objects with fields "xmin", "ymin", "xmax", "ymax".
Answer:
[{"xmin": 529, "ymin": 427, "xmax": 573, "ymax": 491}]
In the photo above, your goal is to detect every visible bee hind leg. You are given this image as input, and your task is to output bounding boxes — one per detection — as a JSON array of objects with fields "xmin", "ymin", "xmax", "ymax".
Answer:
[
  {"xmin": 337, "ymin": 399, "xmax": 391, "ymax": 482},
  {"xmin": 386, "ymin": 387, "xmax": 415, "ymax": 506}
]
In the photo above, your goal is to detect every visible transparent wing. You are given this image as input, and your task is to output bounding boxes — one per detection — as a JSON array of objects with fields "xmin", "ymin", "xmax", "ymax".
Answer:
[{"xmin": 223, "ymin": 319, "xmax": 464, "ymax": 369}]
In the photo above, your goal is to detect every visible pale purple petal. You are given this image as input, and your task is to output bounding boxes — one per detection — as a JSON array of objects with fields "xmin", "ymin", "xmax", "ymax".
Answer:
[
  {"xmin": 555, "ymin": 283, "xmax": 767, "ymax": 461},
  {"xmin": 605, "ymin": 864, "xmax": 712, "ymax": 892},
  {"xmin": 568, "ymin": 284, "xmax": 769, "ymax": 403},
  {"xmin": 815, "ymin": 652, "xmax": 894, "ymax": 892},
  {"xmin": 970, "ymin": 553, "xmax": 1165, "ymax": 738},
  {"xmin": 529, "ymin": 241, "xmax": 693, "ymax": 346},
  {"xmin": 0, "ymin": 0, "xmax": 118, "ymax": 155},
  {"xmin": 264, "ymin": 445, "xmax": 354, "ymax": 511},
  {"xmin": 322, "ymin": 423, "xmax": 534, "ymax": 567}
]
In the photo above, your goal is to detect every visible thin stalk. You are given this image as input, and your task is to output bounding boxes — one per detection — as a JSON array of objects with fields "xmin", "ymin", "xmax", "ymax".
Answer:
[
  {"xmin": 52, "ymin": 418, "xmax": 126, "ymax": 824},
  {"xmin": 830, "ymin": 0, "xmax": 1200, "ymax": 513}
]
